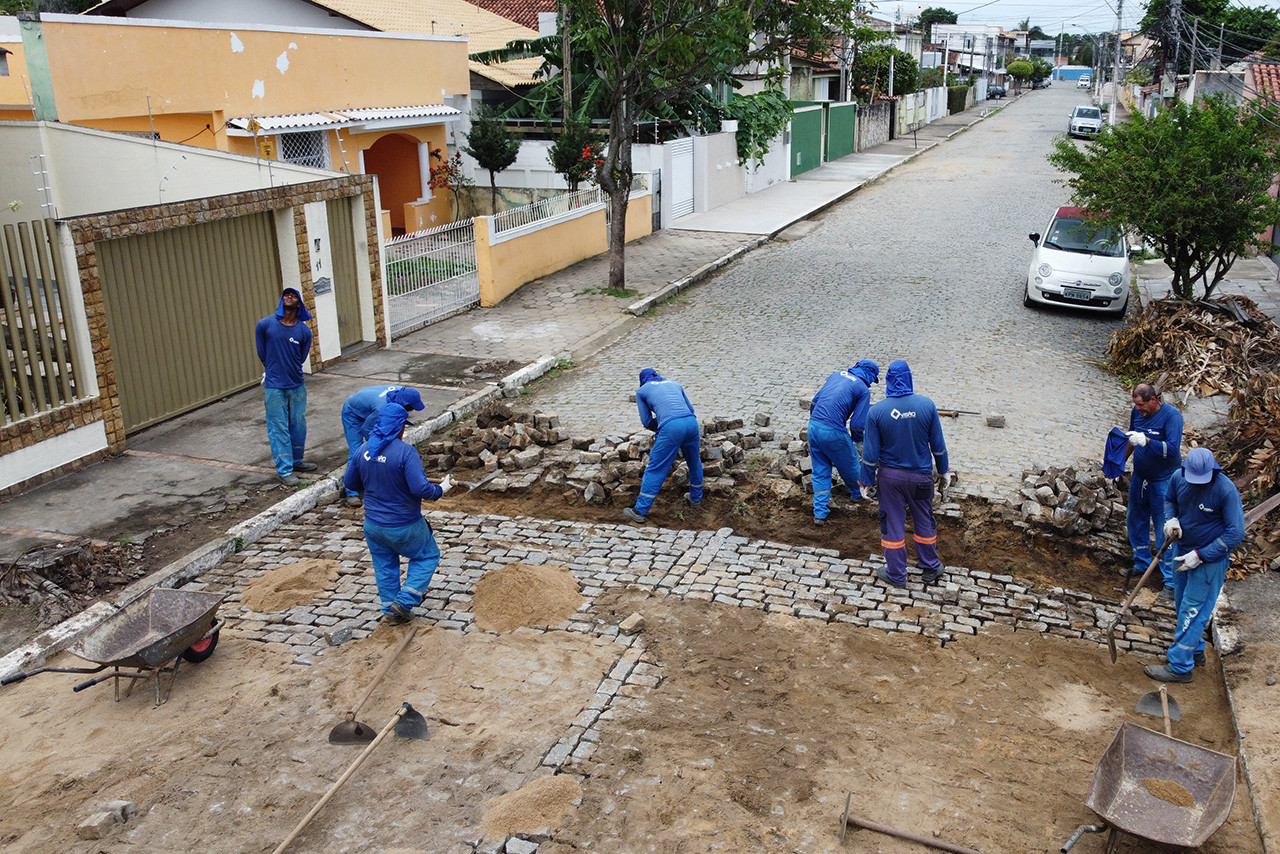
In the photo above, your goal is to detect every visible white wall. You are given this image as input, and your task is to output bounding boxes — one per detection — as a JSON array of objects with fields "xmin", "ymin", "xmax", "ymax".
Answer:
[
  {"xmin": 744, "ymin": 135, "xmax": 787, "ymax": 194},
  {"xmin": 0, "ymin": 121, "xmax": 341, "ymax": 227},
  {"xmin": 105, "ymin": 0, "xmax": 368, "ymax": 30},
  {"xmin": 693, "ymin": 132, "xmax": 745, "ymax": 213},
  {"xmin": 0, "ymin": 422, "xmax": 108, "ymax": 492}
]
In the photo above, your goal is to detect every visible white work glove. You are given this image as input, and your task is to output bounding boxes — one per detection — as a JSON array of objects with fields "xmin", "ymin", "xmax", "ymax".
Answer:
[
  {"xmin": 1175, "ymin": 550, "xmax": 1202, "ymax": 571},
  {"xmin": 438, "ymin": 474, "xmax": 454, "ymax": 495},
  {"xmin": 1163, "ymin": 518, "xmax": 1182, "ymax": 540},
  {"xmin": 1126, "ymin": 431, "xmax": 1148, "ymax": 448}
]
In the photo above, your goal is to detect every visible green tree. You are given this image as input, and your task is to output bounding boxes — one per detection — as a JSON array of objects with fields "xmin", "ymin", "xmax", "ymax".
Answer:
[
  {"xmin": 849, "ymin": 45, "xmax": 920, "ymax": 101},
  {"xmin": 919, "ymin": 7, "xmax": 958, "ymax": 41},
  {"xmin": 548, "ymin": 118, "xmax": 603, "ymax": 191},
  {"xmin": 1007, "ymin": 59, "xmax": 1033, "ymax": 90},
  {"xmin": 462, "ymin": 107, "xmax": 522, "ymax": 212},
  {"xmin": 1029, "ymin": 56, "xmax": 1053, "ymax": 83},
  {"xmin": 1075, "ymin": 42, "xmax": 1094, "ymax": 66},
  {"xmin": 565, "ymin": 0, "xmax": 862, "ymax": 290},
  {"xmin": 1048, "ymin": 95, "xmax": 1280, "ymax": 300}
]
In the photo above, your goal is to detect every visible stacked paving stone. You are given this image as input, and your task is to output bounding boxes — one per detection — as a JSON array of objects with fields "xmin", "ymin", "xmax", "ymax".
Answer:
[{"xmin": 1006, "ymin": 465, "xmax": 1129, "ymax": 553}]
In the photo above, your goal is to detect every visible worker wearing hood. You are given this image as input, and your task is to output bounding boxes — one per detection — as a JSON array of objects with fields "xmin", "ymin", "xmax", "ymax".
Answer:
[
  {"xmin": 624, "ymin": 369, "xmax": 702, "ymax": 523},
  {"xmin": 1147, "ymin": 447, "xmax": 1244, "ymax": 683},
  {"xmin": 860, "ymin": 360, "xmax": 949, "ymax": 588},
  {"xmin": 255, "ymin": 287, "xmax": 315, "ymax": 485},
  {"xmin": 807, "ymin": 360, "xmax": 879, "ymax": 525},
  {"xmin": 343, "ymin": 403, "xmax": 455, "ymax": 625},
  {"xmin": 341, "ymin": 386, "xmax": 426, "ymax": 506}
]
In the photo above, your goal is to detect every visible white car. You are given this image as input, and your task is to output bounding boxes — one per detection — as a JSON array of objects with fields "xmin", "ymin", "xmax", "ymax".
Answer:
[
  {"xmin": 1024, "ymin": 206, "xmax": 1131, "ymax": 316},
  {"xmin": 1068, "ymin": 105, "xmax": 1104, "ymax": 138},
  {"xmin": 1077, "ymin": 75, "xmax": 1092, "ymax": 89}
]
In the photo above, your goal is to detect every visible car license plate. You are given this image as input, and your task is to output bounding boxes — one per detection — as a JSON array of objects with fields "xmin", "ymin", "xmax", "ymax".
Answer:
[{"xmin": 1063, "ymin": 287, "xmax": 1091, "ymax": 301}]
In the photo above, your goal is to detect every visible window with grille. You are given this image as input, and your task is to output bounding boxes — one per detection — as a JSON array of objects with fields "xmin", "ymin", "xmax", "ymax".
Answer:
[{"xmin": 278, "ymin": 131, "xmax": 330, "ymax": 169}]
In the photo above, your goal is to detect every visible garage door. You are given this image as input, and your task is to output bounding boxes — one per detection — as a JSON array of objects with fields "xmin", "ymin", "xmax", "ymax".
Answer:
[
  {"xmin": 327, "ymin": 197, "xmax": 363, "ymax": 350},
  {"xmin": 97, "ymin": 213, "xmax": 283, "ymax": 433},
  {"xmin": 668, "ymin": 138, "xmax": 694, "ymax": 220}
]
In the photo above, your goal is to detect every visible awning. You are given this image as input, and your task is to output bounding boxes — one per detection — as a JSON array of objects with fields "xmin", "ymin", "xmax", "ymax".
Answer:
[{"xmin": 227, "ymin": 105, "xmax": 462, "ymax": 136}]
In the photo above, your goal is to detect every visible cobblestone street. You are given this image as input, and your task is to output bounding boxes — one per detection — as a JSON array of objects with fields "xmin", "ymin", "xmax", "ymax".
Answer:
[{"xmin": 531, "ymin": 87, "xmax": 1130, "ymax": 499}]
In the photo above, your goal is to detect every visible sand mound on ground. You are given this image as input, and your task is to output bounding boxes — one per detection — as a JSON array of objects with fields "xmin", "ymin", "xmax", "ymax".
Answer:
[
  {"xmin": 239, "ymin": 558, "xmax": 340, "ymax": 612},
  {"xmin": 473, "ymin": 562, "xmax": 583, "ymax": 632}
]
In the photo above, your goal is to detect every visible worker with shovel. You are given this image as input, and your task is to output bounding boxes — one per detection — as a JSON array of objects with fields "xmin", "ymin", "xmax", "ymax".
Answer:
[
  {"xmin": 343, "ymin": 403, "xmax": 455, "ymax": 625},
  {"xmin": 340, "ymin": 386, "xmax": 426, "ymax": 507},
  {"xmin": 1124, "ymin": 383, "xmax": 1183, "ymax": 598},
  {"xmin": 1145, "ymin": 447, "xmax": 1244, "ymax": 683},
  {"xmin": 807, "ymin": 360, "xmax": 879, "ymax": 526},
  {"xmin": 859, "ymin": 360, "xmax": 949, "ymax": 588},
  {"xmin": 623, "ymin": 368, "xmax": 702, "ymax": 524}
]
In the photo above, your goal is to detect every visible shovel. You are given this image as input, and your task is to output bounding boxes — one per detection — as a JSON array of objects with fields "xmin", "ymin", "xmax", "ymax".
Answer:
[
  {"xmin": 328, "ymin": 624, "xmax": 419, "ymax": 744},
  {"xmin": 457, "ymin": 470, "xmax": 500, "ymax": 492},
  {"xmin": 1104, "ymin": 537, "xmax": 1173, "ymax": 664},
  {"xmin": 275, "ymin": 703, "xmax": 428, "ymax": 854},
  {"xmin": 1137, "ymin": 683, "xmax": 1181, "ymax": 724}
]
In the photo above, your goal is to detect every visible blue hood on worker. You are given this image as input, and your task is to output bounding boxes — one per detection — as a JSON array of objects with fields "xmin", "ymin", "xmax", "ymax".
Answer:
[
  {"xmin": 639, "ymin": 368, "xmax": 663, "ymax": 386},
  {"xmin": 365, "ymin": 403, "xmax": 409, "ymax": 459},
  {"xmin": 276, "ymin": 287, "xmax": 313, "ymax": 321},
  {"xmin": 385, "ymin": 387, "xmax": 425, "ymax": 411},
  {"xmin": 848, "ymin": 360, "xmax": 880, "ymax": 388},
  {"xmin": 885, "ymin": 360, "xmax": 913, "ymax": 397}
]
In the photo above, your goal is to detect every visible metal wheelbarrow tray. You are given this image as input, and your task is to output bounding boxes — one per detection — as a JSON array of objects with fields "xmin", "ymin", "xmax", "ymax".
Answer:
[
  {"xmin": 1069, "ymin": 720, "xmax": 1236, "ymax": 852},
  {"xmin": 2, "ymin": 588, "xmax": 226, "ymax": 706}
]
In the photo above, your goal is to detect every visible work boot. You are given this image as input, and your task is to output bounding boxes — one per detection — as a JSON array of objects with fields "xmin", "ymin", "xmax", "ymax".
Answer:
[
  {"xmin": 1194, "ymin": 652, "xmax": 1206, "ymax": 667},
  {"xmin": 381, "ymin": 610, "xmax": 410, "ymax": 627},
  {"xmin": 921, "ymin": 567, "xmax": 944, "ymax": 584},
  {"xmin": 387, "ymin": 602, "xmax": 413, "ymax": 622},
  {"xmin": 280, "ymin": 474, "xmax": 300, "ymax": 487},
  {"xmin": 814, "ymin": 517, "xmax": 826, "ymax": 527},
  {"xmin": 1144, "ymin": 663, "xmax": 1193, "ymax": 683},
  {"xmin": 684, "ymin": 494, "xmax": 701, "ymax": 508},
  {"xmin": 1158, "ymin": 586, "xmax": 1175, "ymax": 602},
  {"xmin": 875, "ymin": 567, "xmax": 906, "ymax": 589},
  {"xmin": 293, "ymin": 461, "xmax": 318, "ymax": 472},
  {"xmin": 623, "ymin": 507, "xmax": 647, "ymax": 525}
]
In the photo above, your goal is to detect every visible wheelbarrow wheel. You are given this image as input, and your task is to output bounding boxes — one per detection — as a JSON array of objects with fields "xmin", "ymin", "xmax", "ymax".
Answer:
[{"xmin": 181, "ymin": 622, "xmax": 220, "ymax": 663}]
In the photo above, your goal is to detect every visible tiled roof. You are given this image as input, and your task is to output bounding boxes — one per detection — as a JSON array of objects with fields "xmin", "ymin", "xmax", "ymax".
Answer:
[
  {"xmin": 459, "ymin": 0, "xmax": 556, "ymax": 32},
  {"xmin": 226, "ymin": 104, "xmax": 462, "ymax": 134},
  {"xmin": 323, "ymin": 0, "xmax": 543, "ymax": 86},
  {"xmin": 1252, "ymin": 61, "xmax": 1280, "ymax": 100}
]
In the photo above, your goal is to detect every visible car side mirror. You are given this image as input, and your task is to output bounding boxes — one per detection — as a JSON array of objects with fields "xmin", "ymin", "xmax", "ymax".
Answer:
[
  {"xmin": 1029, "ymin": 233, "xmax": 1040, "ymax": 244},
  {"xmin": 1129, "ymin": 246, "xmax": 1142, "ymax": 258}
]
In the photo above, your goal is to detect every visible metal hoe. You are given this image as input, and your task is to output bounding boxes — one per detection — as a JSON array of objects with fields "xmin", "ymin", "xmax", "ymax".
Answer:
[
  {"xmin": 1104, "ymin": 537, "xmax": 1174, "ymax": 664},
  {"xmin": 328, "ymin": 624, "xmax": 419, "ymax": 744},
  {"xmin": 457, "ymin": 470, "xmax": 500, "ymax": 491}
]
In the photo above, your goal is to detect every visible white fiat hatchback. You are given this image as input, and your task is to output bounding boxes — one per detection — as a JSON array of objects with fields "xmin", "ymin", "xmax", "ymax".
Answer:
[{"xmin": 1025, "ymin": 206, "xmax": 1132, "ymax": 316}]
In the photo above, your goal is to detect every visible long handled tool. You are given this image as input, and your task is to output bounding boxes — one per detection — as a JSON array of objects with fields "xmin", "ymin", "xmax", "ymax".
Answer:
[
  {"xmin": 275, "ymin": 703, "xmax": 427, "ymax": 854},
  {"xmin": 458, "ymin": 470, "xmax": 500, "ymax": 491},
  {"xmin": 840, "ymin": 794, "xmax": 990, "ymax": 853},
  {"xmin": 1137, "ymin": 681, "xmax": 1181, "ymax": 722},
  {"xmin": 328, "ymin": 625, "xmax": 419, "ymax": 744},
  {"xmin": 1105, "ymin": 538, "xmax": 1173, "ymax": 664}
]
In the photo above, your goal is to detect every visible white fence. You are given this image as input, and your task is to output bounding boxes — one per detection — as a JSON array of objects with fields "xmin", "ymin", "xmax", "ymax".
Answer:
[
  {"xmin": 493, "ymin": 186, "xmax": 604, "ymax": 235},
  {"xmin": 384, "ymin": 219, "xmax": 479, "ymax": 338}
]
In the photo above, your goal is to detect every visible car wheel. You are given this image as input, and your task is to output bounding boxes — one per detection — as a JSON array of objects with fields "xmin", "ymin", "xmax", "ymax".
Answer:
[{"xmin": 1022, "ymin": 286, "xmax": 1035, "ymax": 308}]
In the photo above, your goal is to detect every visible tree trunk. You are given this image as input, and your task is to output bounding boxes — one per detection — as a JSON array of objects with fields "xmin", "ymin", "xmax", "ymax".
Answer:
[
  {"xmin": 490, "ymin": 171, "xmax": 498, "ymax": 214},
  {"xmin": 600, "ymin": 88, "xmax": 635, "ymax": 291}
]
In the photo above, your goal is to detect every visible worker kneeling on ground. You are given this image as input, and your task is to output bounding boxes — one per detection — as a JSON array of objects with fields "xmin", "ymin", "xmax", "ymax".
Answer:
[
  {"xmin": 624, "ymin": 368, "xmax": 703, "ymax": 524},
  {"xmin": 860, "ymin": 360, "xmax": 949, "ymax": 588},
  {"xmin": 340, "ymin": 385, "xmax": 426, "ymax": 507},
  {"xmin": 343, "ymin": 403, "xmax": 454, "ymax": 625},
  {"xmin": 1146, "ymin": 447, "xmax": 1244, "ymax": 684},
  {"xmin": 808, "ymin": 360, "xmax": 879, "ymax": 526}
]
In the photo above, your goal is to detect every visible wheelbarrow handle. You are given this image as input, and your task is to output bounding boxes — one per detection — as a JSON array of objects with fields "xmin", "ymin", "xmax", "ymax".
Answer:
[
  {"xmin": 2, "ymin": 663, "xmax": 108, "ymax": 685},
  {"xmin": 73, "ymin": 673, "xmax": 118, "ymax": 693}
]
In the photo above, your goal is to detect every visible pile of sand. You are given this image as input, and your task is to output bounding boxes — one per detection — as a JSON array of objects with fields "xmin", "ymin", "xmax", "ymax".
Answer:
[
  {"xmin": 481, "ymin": 774, "xmax": 583, "ymax": 838},
  {"xmin": 239, "ymin": 558, "xmax": 340, "ymax": 612},
  {"xmin": 472, "ymin": 562, "xmax": 583, "ymax": 632}
]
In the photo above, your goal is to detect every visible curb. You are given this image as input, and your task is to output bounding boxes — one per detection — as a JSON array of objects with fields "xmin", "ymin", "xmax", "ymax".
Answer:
[{"xmin": 627, "ymin": 237, "xmax": 769, "ymax": 316}]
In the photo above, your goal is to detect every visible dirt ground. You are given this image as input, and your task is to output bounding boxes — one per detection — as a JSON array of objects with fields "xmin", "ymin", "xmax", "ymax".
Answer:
[{"xmin": 0, "ymin": 508, "xmax": 1264, "ymax": 854}]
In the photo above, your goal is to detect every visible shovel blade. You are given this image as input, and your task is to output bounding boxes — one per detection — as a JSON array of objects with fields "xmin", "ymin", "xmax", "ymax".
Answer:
[
  {"xmin": 328, "ymin": 719, "xmax": 378, "ymax": 744},
  {"xmin": 1105, "ymin": 622, "xmax": 1119, "ymax": 664},
  {"xmin": 1136, "ymin": 690, "xmax": 1182, "ymax": 721},
  {"xmin": 394, "ymin": 703, "xmax": 429, "ymax": 740}
]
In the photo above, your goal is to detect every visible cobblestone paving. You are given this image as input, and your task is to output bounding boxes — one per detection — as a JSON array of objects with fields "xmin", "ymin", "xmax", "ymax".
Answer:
[{"xmin": 530, "ymin": 88, "xmax": 1132, "ymax": 500}]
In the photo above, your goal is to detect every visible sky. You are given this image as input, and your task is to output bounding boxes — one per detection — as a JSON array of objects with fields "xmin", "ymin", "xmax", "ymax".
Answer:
[{"xmin": 875, "ymin": 0, "xmax": 1147, "ymax": 35}]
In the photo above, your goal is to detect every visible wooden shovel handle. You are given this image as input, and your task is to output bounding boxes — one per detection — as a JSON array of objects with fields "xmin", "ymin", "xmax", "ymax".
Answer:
[
  {"xmin": 1160, "ymin": 685, "xmax": 1172, "ymax": 737},
  {"xmin": 348, "ymin": 624, "xmax": 418, "ymax": 719},
  {"xmin": 1112, "ymin": 537, "xmax": 1175, "ymax": 627}
]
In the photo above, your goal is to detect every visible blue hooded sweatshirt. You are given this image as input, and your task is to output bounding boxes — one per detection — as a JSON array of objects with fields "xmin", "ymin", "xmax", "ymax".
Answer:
[
  {"xmin": 861, "ymin": 360, "xmax": 948, "ymax": 481},
  {"xmin": 1163, "ymin": 453, "xmax": 1245, "ymax": 563},
  {"xmin": 343, "ymin": 404, "xmax": 442, "ymax": 526},
  {"xmin": 344, "ymin": 386, "xmax": 426, "ymax": 438},
  {"xmin": 636, "ymin": 368, "xmax": 695, "ymax": 431},
  {"xmin": 255, "ymin": 288, "xmax": 313, "ymax": 389},
  {"xmin": 809, "ymin": 360, "xmax": 879, "ymax": 441}
]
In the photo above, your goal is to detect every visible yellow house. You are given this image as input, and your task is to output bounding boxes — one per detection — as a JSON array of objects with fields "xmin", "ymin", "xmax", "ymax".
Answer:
[{"xmin": 4, "ymin": 2, "xmax": 535, "ymax": 233}]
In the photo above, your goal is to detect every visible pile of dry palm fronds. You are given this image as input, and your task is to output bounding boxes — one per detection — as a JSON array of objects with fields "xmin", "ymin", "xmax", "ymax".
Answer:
[{"xmin": 1109, "ymin": 295, "xmax": 1280, "ymax": 577}]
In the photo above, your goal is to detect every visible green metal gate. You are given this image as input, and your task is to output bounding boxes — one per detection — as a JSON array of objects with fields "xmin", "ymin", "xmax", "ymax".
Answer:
[{"xmin": 791, "ymin": 104, "xmax": 824, "ymax": 176}]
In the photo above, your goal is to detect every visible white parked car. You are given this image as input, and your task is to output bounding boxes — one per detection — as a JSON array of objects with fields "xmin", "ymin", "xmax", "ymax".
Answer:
[
  {"xmin": 1068, "ymin": 105, "xmax": 1104, "ymax": 138},
  {"xmin": 1024, "ymin": 206, "xmax": 1132, "ymax": 316},
  {"xmin": 1077, "ymin": 74, "xmax": 1092, "ymax": 89}
]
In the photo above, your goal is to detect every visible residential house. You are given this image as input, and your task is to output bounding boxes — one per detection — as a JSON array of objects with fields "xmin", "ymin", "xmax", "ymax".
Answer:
[
  {"xmin": 0, "ymin": 16, "xmax": 32, "ymax": 120},
  {"xmin": 932, "ymin": 24, "xmax": 1012, "ymax": 81}
]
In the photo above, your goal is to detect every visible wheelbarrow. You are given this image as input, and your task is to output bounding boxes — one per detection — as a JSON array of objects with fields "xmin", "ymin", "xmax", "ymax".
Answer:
[
  {"xmin": 1, "ymin": 588, "xmax": 226, "ymax": 706},
  {"xmin": 1061, "ymin": 721, "xmax": 1236, "ymax": 852}
]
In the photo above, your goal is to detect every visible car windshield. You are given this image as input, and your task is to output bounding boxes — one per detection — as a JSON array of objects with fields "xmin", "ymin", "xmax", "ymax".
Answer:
[
  {"xmin": 1076, "ymin": 108, "xmax": 1102, "ymax": 119},
  {"xmin": 1042, "ymin": 216, "xmax": 1123, "ymax": 256}
]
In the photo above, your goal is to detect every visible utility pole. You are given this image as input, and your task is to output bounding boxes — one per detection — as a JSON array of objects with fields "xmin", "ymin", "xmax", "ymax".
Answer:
[
  {"xmin": 560, "ymin": 0, "xmax": 571, "ymax": 124},
  {"xmin": 1110, "ymin": 0, "xmax": 1122, "ymax": 125}
]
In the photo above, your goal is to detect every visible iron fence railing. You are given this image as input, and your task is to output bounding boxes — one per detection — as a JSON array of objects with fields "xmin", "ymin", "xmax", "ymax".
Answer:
[{"xmin": 384, "ymin": 219, "xmax": 479, "ymax": 337}]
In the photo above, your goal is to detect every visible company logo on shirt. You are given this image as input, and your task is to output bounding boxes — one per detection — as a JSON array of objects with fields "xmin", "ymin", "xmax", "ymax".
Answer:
[
  {"xmin": 362, "ymin": 452, "xmax": 388, "ymax": 463},
  {"xmin": 1198, "ymin": 502, "xmax": 1214, "ymax": 513},
  {"xmin": 289, "ymin": 336, "xmax": 301, "ymax": 345},
  {"xmin": 890, "ymin": 409, "xmax": 917, "ymax": 420}
]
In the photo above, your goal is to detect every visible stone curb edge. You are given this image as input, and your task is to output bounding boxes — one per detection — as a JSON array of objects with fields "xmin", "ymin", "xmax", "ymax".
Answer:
[
  {"xmin": 0, "ymin": 356, "xmax": 562, "ymax": 681},
  {"xmin": 626, "ymin": 238, "xmax": 769, "ymax": 316}
]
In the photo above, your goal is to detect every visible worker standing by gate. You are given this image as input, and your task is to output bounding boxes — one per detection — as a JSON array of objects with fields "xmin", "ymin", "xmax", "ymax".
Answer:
[{"xmin": 807, "ymin": 360, "xmax": 879, "ymax": 526}]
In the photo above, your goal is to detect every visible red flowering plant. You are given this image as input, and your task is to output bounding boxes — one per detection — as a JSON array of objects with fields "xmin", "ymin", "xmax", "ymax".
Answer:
[
  {"xmin": 427, "ymin": 146, "xmax": 473, "ymax": 218},
  {"xmin": 549, "ymin": 120, "xmax": 605, "ymax": 191}
]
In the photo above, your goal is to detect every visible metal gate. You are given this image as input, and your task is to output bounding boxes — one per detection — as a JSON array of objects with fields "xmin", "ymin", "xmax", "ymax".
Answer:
[
  {"xmin": 384, "ymin": 218, "xmax": 479, "ymax": 338},
  {"xmin": 97, "ymin": 213, "xmax": 283, "ymax": 433},
  {"xmin": 326, "ymin": 197, "xmax": 362, "ymax": 349},
  {"xmin": 668, "ymin": 138, "xmax": 694, "ymax": 220}
]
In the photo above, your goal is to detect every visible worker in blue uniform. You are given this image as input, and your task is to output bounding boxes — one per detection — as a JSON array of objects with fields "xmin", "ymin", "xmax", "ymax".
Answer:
[
  {"xmin": 343, "ymin": 404, "xmax": 454, "ymax": 625},
  {"xmin": 624, "ymin": 369, "xmax": 702, "ymax": 524},
  {"xmin": 1125, "ymin": 382, "xmax": 1183, "ymax": 595},
  {"xmin": 807, "ymin": 360, "xmax": 879, "ymax": 526},
  {"xmin": 341, "ymin": 386, "xmax": 426, "ymax": 506},
  {"xmin": 255, "ymin": 287, "xmax": 314, "ymax": 486},
  {"xmin": 1146, "ymin": 447, "xmax": 1244, "ymax": 683}
]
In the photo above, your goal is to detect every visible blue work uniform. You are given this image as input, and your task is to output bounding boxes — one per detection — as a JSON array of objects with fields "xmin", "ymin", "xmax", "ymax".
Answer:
[
  {"xmin": 341, "ymin": 386, "xmax": 424, "ymax": 497},
  {"xmin": 1127, "ymin": 402, "xmax": 1183, "ymax": 585},
  {"xmin": 255, "ymin": 289, "xmax": 313, "ymax": 478},
  {"xmin": 1162, "ymin": 464, "xmax": 1244, "ymax": 675},
  {"xmin": 343, "ymin": 405, "xmax": 443, "ymax": 618},
  {"xmin": 861, "ymin": 361, "xmax": 949, "ymax": 584},
  {"xmin": 808, "ymin": 360, "xmax": 879, "ymax": 520},
  {"xmin": 633, "ymin": 369, "xmax": 703, "ymax": 515}
]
